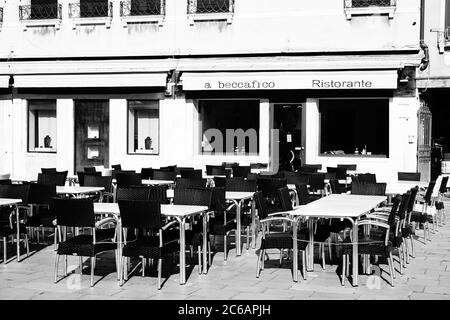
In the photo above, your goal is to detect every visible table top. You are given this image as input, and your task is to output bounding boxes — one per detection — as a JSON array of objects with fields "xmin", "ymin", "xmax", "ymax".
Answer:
[
  {"xmin": 57, "ymin": 186, "xmax": 105, "ymax": 195},
  {"xmin": 94, "ymin": 203, "xmax": 208, "ymax": 217},
  {"xmin": 141, "ymin": 179, "xmax": 175, "ymax": 186},
  {"xmin": 385, "ymin": 180, "xmax": 429, "ymax": 195},
  {"xmin": 289, "ymin": 194, "xmax": 387, "ymax": 218},
  {"xmin": 0, "ymin": 198, "xmax": 22, "ymax": 206},
  {"xmin": 165, "ymin": 189, "xmax": 253, "ymax": 201}
]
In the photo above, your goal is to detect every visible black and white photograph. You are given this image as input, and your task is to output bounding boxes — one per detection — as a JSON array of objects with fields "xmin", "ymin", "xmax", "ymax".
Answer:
[{"xmin": 0, "ymin": 0, "xmax": 449, "ymax": 305}]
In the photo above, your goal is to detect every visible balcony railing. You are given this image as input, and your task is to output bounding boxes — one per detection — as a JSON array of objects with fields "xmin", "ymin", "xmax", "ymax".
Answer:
[
  {"xmin": 19, "ymin": 4, "xmax": 62, "ymax": 21},
  {"xmin": 120, "ymin": 0, "xmax": 165, "ymax": 16},
  {"xmin": 187, "ymin": 0, "xmax": 234, "ymax": 14},
  {"xmin": 344, "ymin": 0, "xmax": 396, "ymax": 8},
  {"xmin": 69, "ymin": 1, "xmax": 113, "ymax": 18},
  {"xmin": 344, "ymin": 0, "xmax": 396, "ymax": 19}
]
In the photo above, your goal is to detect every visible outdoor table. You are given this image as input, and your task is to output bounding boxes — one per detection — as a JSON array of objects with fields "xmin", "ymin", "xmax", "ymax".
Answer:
[
  {"xmin": 10, "ymin": 177, "xmax": 37, "ymax": 184},
  {"xmin": 288, "ymin": 194, "xmax": 387, "ymax": 286},
  {"xmin": 385, "ymin": 180, "xmax": 429, "ymax": 196},
  {"xmin": 166, "ymin": 189, "xmax": 256, "ymax": 253},
  {"xmin": 66, "ymin": 175, "xmax": 78, "ymax": 186},
  {"xmin": 56, "ymin": 186, "xmax": 104, "ymax": 198},
  {"xmin": 0, "ymin": 198, "xmax": 23, "ymax": 262},
  {"xmin": 93, "ymin": 202, "xmax": 208, "ymax": 285},
  {"xmin": 141, "ymin": 179, "xmax": 175, "ymax": 186}
]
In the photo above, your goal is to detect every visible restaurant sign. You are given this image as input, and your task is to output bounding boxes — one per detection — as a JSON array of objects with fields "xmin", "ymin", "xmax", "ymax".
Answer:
[{"xmin": 181, "ymin": 71, "xmax": 398, "ymax": 90}]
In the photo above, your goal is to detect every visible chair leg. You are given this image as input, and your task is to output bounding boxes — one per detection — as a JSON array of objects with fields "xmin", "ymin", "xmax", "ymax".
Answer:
[
  {"xmin": 223, "ymin": 235, "xmax": 227, "ymax": 261},
  {"xmin": 54, "ymin": 254, "xmax": 60, "ymax": 283},
  {"xmin": 157, "ymin": 258, "xmax": 162, "ymax": 290},
  {"xmin": 125, "ymin": 257, "xmax": 129, "ymax": 281},
  {"xmin": 302, "ymin": 250, "xmax": 307, "ymax": 280},
  {"xmin": 208, "ymin": 241, "xmax": 212, "ymax": 266},
  {"xmin": 90, "ymin": 256, "xmax": 95, "ymax": 287},
  {"xmin": 142, "ymin": 257, "xmax": 145, "ymax": 277},
  {"xmin": 79, "ymin": 257, "xmax": 83, "ymax": 273},
  {"xmin": 397, "ymin": 248, "xmax": 403, "ymax": 276},
  {"xmin": 388, "ymin": 254, "xmax": 395, "ymax": 287},
  {"xmin": 328, "ymin": 238, "xmax": 332, "ymax": 262},
  {"xmin": 341, "ymin": 255, "xmax": 346, "ymax": 286},
  {"xmin": 410, "ymin": 236, "xmax": 415, "ymax": 258},
  {"xmin": 197, "ymin": 245, "xmax": 202, "ymax": 275},
  {"xmin": 246, "ymin": 227, "xmax": 250, "ymax": 250},
  {"xmin": 321, "ymin": 244, "xmax": 326, "ymax": 270},
  {"xmin": 256, "ymin": 249, "xmax": 262, "ymax": 278},
  {"xmin": 3, "ymin": 237, "xmax": 6, "ymax": 264},
  {"xmin": 261, "ymin": 250, "xmax": 265, "ymax": 270},
  {"xmin": 54, "ymin": 228, "xmax": 58, "ymax": 251},
  {"xmin": 279, "ymin": 250, "xmax": 283, "ymax": 266},
  {"xmin": 64, "ymin": 255, "xmax": 68, "ymax": 276}
]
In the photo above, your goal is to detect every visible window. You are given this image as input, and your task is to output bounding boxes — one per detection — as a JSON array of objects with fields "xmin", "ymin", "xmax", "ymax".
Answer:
[
  {"xmin": 193, "ymin": 0, "xmax": 232, "ymax": 14},
  {"xmin": 344, "ymin": 0, "xmax": 396, "ymax": 20},
  {"xmin": 319, "ymin": 99, "xmax": 389, "ymax": 157},
  {"xmin": 68, "ymin": 0, "xmax": 111, "ymax": 18},
  {"xmin": 127, "ymin": 0, "xmax": 163, "ymax": 16},
  {"xmin": 127, "ymin": 100, "xmax": 159, "ymax": 155},
  {"xmin": 187, "ymin": 0, "xmax": 234, "ymax": 24},
  {"xmin": 347, "ymin": 0, "xmax": 394, "ymax": 8},
  {"xmin": 29, "ymin": 0, "xmax": 59, "ymax": 20},
  {"xmin": 199, "ymin": 100, "xmax": 260, "ymax": 155},
  {"xmin": 28, "ymin": 100, "xmax": 57, "ymax": 153}
]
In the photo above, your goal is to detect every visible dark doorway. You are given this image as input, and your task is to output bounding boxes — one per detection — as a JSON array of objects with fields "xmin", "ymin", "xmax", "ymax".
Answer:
[
  {"xmin": 274, "ymin": 103, "xmax": 303, "ymax": 171},
  {"xmin": 74, "ymin": 100, "xmax": 109, "ymax": 173}
]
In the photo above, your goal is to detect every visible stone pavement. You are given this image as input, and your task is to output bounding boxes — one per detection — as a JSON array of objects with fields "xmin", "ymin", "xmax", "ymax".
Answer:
[{"xmin": 1, "ymin": 202, "xmax": 450, "ymax": 300}]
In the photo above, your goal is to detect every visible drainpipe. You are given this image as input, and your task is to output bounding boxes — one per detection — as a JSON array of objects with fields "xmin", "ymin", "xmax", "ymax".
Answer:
[{"xmin": 419, "ymin": 0, "xmax": 430, "ymax": 71}]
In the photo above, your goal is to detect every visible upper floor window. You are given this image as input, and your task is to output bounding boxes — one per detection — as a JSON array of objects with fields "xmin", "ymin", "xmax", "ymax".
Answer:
[
  {"xmin": 20, "ymin": 0, "xmax": 60, "ymax": 20},
  {"xmin": 344, "ymin": 0, "xmax": 396, "ymax": 20},
  {"xmin": 69, "ymin": 0, "xmax": 112, "ymax": 19},
  {"xmin": 121, "ymin": 0, "xmax": 164, "ymax": 16},
  {"xmin": 187, "ymin": 0, "xmax": 234, "ymax": 25},
  {"xmin": 28, "ymin": 100, "xmax": 57, "ymax": 153}
]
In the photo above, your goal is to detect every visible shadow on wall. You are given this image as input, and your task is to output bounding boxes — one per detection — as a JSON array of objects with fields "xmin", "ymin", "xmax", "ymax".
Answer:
[{"xmin": 127, "ymin": 23, "xmax": 159, "ymax": 34}]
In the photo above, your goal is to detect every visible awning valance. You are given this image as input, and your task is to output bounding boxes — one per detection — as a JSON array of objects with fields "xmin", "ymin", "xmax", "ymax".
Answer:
[
  {"xmin": 12, "ymin": 73, "xmax": 167, "ymax": 88},
  {"xmin": 181, "ymin": 70, "xmax": 398, "ymax": 91},
  {"xmin": 0, "ymin": 76, "xmax": 10, "ymax": 88}
]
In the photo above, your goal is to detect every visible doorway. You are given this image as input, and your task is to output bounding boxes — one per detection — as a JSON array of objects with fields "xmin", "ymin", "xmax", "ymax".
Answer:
[
  {"xmin": 273, "ymin": 103, "xmax": 304, "ymax": 171},
  {"xmin": 74, "ymin": 100, "xmax": 109, "ymax": 173}
]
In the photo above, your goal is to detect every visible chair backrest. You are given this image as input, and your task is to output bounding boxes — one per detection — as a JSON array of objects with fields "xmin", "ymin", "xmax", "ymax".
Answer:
[
  {"xmin": 77, "ymin": 171, "xmax": 102, "ymax": 187},
  {"xmin": 148, "ymin": 185, "xmax": 169, "ymax": 205},
  {"xmin": 0, "ymin": 184, "xmax": 30, "ymax": 203},
  {"xmin": 257, "ymin": 178, "xmax": 287, "ymax": 199},
  {"xmin": 254, "ymin": 191, "xmax": 269, "ymax": 221},
  {"xmin": 222, "ymin": 162, "xmax": 239, "ymax": 169},
  {"xmin": 140, "ymin": 168, "xmax": 153, "ymax": 180},
  {"xmin": 175, "ymin": 167, "xmax": 194, "ymax": 175},
  {"xmin": 387, "ymin": 194, "xmax": 402, "ymax": 229},
  {"xmin": 116, "ymin": 187, "xmax": 151, "ymax": 201},
  {"xmin": 37, "ymin": 173, "xmax": 67, "ymax": 186},
  {"xmin": 112, "ymin": 169, "xmax": 135, "ymax": 179},
  {"xmin": 423, "ymin": 181, "xmax": 436, "ymax": 204},
  {"xmin": 0, "ymin": 179, "xmax": 12, "ymax": 185},
  {"xmin": 282, "ymin": 171, "xmax": 308, "ymax": 185},
  {"xmin": 351, "ymin": 182, "xmax": 386, "ymax": 196},
  {"xmin": 112, "ymin": 164, "xmax": 122, "ymax": 171},
  {"xmin": 152, "ymin": 170, "xmax": 176, "ymax": 181},
  {"xmin": 84, "ymin": 167, "xmax": 97, "ymax": 173},
  {"xmin": 246, "ymin": 173, "xmax": 259, "ymax": 181},
  {"xmin": 83, "ymin": 175, "xmax": 113, "ymax": 193},
  {"xmin": 439, "ymin": 176, "xmax": 449, "ymax": 194},
  {"xmin": 28, "ymin": 183, "xmax": 56, "ymax": 205},
  {"xmin": 308, "ymin": 173, "xmax": 325, "ymax": 192},
  {"xmin": 337, "ymin": 164, "xmax": 357, "ymax": 171},
  {"xmin": 232, "ymin": 166, "xmax": 251, "ymax": 178},
  {"xmin": 210, "ymin": 167, "xmax": 231, "ymax": 177},
  {"xmin": 115, "ymin": 172, "xmax": 142, "ymax": 188},
  {"xmin": 398, "ymin": 172, "xmax": 421, "ymax": 181},
  {"xmin": 160, "ymin": 165, "xmax": 177, "ymax": 172},
  {"xmin": 406, "ymin": 186, "xmax": 419, "ymax": 213},
  {"xmin": 0, "ymin": 173, "xmax": 10, "ymax": 180},
  {"xmin": 173, "ymin": 187, "xmax": 212, "ymax": 207},
  {"xmin": 278, "ymin": 187, "xmax": 293, "ymax": 211},
  {"xmin": 299, "ymin": 166, "xmax": 319, "ymax": 174},
  {"xmin": 329, "ymin": 179, "xmax": 342, "ymax": 194},
  {"xmin": 225, "ymin": 178, "xmax": 257, "ymax": 192},
  {"xmin": 295, "ymin": 184, "xmax": 311, "ymax": 205},
  {"xmin": 118, "ymin": 200, "xmax": 161, "ymax": 230},
  {"xmin": 206, "ymin": 165, "xmax": 224, "ymax": 175},
  {"xmin": 41, "ymin": 168, "xmax": 57, "ymax": 174},
  {"xmin": 52, "ymin": 197, "xmax": 95, "ymax": 228},
  {"xmin": 397, "ymin": 191, "xmax": 411, "ymax": 221},
  {"xmin": 210, "ymin": 187, "xmax": 226, "ymax": 213},
  {"xmin": 180, "ymin": 169, "xmax": 203, "ymax": 179},
  {"xmin": 355, "ymin": 173, "xmax": 377, "ymax": 183},
  {"xmin": 176, "ymin": 178, "xmax": 207, "ymax": 189},
  {"xmin": 213, "ymin": 176, "xmax": 226, "ymax": 188}
]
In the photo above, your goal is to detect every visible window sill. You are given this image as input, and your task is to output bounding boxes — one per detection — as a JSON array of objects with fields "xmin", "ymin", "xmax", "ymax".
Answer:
[
  {"xmin": 28, "ymin": 149, "xmax": 56, "ymax": 154},
  {"xmin": 70, "ymin": 17, "xmax": 112, "ymax": 29},
  {"xmin": 344, "ymin": 7, "xmax": 396, "ymax": 20},
  {"xmin": 121, "ymin": 15, "xmax": 165, "ymax": 27},
  {"xmin": 128, "ymin": 150, "xmax": 159, "ymax": 155},
  {"xmin": 319, "ymin": 154, "xmax": 388, "ymax": 159},
  {"xmin": 188, "ymin": 12, "xmax": 233, "ymax": 26},
  {"xmin": 20, "ymin": 19, "xmax": 61, "ymax": 31}
]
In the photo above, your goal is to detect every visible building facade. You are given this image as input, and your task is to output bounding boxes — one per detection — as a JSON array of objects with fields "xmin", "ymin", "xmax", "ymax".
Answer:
[{"xmin": 0, "ymin": 0, "xmax": 424, "ymax": 183}]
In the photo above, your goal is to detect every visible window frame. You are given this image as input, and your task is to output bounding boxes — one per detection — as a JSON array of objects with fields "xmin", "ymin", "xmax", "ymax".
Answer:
[
  {"xmin": 27, "ymin": 99, "xmax": 58, "ymax": 154},
  {"xmin": 317, "ymin": 97, "xmax": 390, "ymax": 159},
  {"xmin": 343, "ymin": 0, "xmax": 397, "ymax": 20},
  {"xmin": 126, "ymin": 99, "xmax": 161, "ymax": 156},
  {"xmin": 187, "ymin": 0, "xmax": 234, "ymax": 25}
]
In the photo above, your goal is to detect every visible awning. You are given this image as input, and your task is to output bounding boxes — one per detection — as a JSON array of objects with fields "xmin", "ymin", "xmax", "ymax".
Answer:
[
  {"xmin": 0, "ymin": 76, "xmax": 10, "ymax": 88},
  {"xmin": 12, "ymin": 73, "xmax": 167, "ymax": 88},
  {"xmin": 181, "ymin": 70, "xmax": 399, "ymax": 91}
]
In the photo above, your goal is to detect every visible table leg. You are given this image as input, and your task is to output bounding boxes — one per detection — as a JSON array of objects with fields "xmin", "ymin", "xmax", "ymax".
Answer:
[
  {"xmin": 179, "ymin": 217, "xmax": 186, "ymax": 284},
  {"xmin": 251, "ymin": 198, "xmax": 256, "ymax": 249},
  {"xmin": 202, "ymin": 212, "xmax": 208, "ymax": 274},
  {"xmin": 16, "ymin": 206, "xmax": 20, "ymax": 262},
  {"xmin": 293, "ymin": 218, "xmax": 298, "ymax": 282},
  {"xmin": 307, "ymin": 218, "xmax": 314, "ymax": 271},
  {"xmin": 352, "ymin": 219, "xmax": 358, "ymax": 287},
  {"xmin": 117, "ymin": 217, "xmax": 122, "ymax": 281},
  {"xmin": 235, "ymin": 200, "xmax": 242, "ymax": 256}
]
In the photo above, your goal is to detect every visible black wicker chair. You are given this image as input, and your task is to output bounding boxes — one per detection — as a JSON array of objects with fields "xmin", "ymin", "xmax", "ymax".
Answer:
[
  {"xmin": 140, "ymin": 168, "xmax": 154, "ymax": 180},
  {"xmin": 116, "ymin": 187, "xmax": 151, "ymax": 201},
  {"xmin": 38, "ymin": 171, "xmax": 68, "ymax": 186},
  {"xmin": 115, "ymin": 173, "xmax": 142, "ymax": 188},
  {"xmin": 351, "ymin": 182, "xmax": 386, "ymax": 196},
  {"xmin": 77, "ymin": 171, "xmax": 102, "ymax": 187},
  {"xmin": 152, "ymin": 170, "xmax": 176, "ymax": 181},
  {"xmin": 398, "ymin": 172, "xmax": 421, "ymax": 181},
  {"xmin": 118, "ymin": 200, "xmax": 179, "ymax": 289},
  {"xmin": 225, "ymin": 178, "xmax": 257, "ymax": 192},
  {"xmin": 84, "ymin": 175, "xmax": 114, "ymax": 202},
  {"xmin": 409, "ymin": 181, "xmax": 436, "ymax": 242},
  {"xmin": 180, "ymin": 169, "xmax": 203, "ymax": 179},
  {"xmin": 53, "ymin": 197, "xmax": 118, "ymax": 287},
  {"xmin": 41, "ymin": 168, "xmax": 57, "ymax": 174},
  {"xmin": 232, "ymin": 166, "xmax": 251, "ymax": 178},
  {"xmin": 176, "ymin": 178, "xmax": 207, "ymax": 189}
]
